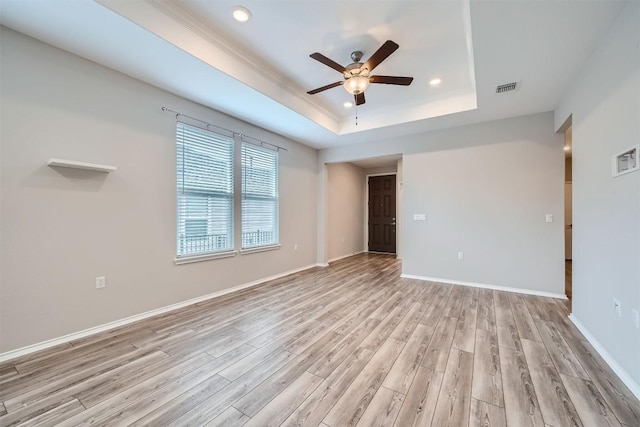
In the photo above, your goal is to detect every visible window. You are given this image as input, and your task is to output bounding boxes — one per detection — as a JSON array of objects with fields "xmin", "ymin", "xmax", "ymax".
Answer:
[
  {"xmin": 242, "ymin": 143, "xmax": 279, "ymax": 249},
  {"xmin": 176, "ymin": 123, "xmax": 234, "ymax": 257}
]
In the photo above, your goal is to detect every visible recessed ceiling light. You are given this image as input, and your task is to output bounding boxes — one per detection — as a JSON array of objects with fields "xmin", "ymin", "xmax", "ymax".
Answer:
[
  {"xmin": 232, "ymin": 6, "xmax": 252, "ymax": 22},
  {"xmin": 343, "ymin": 101, "xmax": 353, "ymax": 108},
  {"xmin": 430, "ymin": 78, "xmax": 442, "ymax": 86}
]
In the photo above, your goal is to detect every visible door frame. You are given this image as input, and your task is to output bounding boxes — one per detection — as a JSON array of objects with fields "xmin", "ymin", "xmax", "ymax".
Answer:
[
  {"xmin": 364, "ymin": 172, "xmax": 399, "ymax": 255},
  {"xmin": 564, "ymin": 181, "xmax": 572, "ymax": 261}
]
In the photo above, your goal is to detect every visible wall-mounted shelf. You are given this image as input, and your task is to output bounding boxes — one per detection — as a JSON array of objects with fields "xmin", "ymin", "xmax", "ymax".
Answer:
[{"xmin": 47, "ymin": 159, "xmax": 117, "ymax": 173}]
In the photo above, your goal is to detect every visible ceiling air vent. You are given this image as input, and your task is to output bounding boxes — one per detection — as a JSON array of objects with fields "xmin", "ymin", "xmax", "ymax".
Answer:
[{"xmin": 495, "ymin": 81, "xmax": 518, "ymax": 94}]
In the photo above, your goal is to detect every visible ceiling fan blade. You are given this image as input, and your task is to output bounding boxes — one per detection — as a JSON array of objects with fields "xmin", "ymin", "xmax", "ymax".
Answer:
[
  {"xmin": 355, "ymin": 92, "xmax": 365, "ymax": 106},
  {"xmin": 363, "ymin": 40, "xmax": 399, "ymax": 72},
  {"xmin": 310, "ymin": 53, "xmax": 347, "ymax": 73},
  {"xmin": 369, "ymin": 75, "xmax": 414, "ymax": 85},
  {"xmin": 307, "ymin": 81, "xmax": 343, "ymax": 95}
]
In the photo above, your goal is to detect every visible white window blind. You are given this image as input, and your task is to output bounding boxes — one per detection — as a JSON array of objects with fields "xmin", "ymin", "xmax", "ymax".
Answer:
[
  {"xmin": 176, "ymin": 123, "xmax": 234, "ymax": 257},
  {"xmin": 242, "ymin": 143, "xmax": 279, "ymax": 249}
]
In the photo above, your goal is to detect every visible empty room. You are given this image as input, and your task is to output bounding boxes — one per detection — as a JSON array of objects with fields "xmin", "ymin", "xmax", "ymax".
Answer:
[{"xmin": 1, "ymin": 0, "xmax": 639, "ymax": 426}]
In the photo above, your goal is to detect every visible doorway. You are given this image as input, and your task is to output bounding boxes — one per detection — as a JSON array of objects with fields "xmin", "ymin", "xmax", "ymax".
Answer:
[
  {"xmin": 564, "ymin": 127, "xmax": 573, "ymax": 303},
  {"xmin": 368, "ymin": 175, "xmax": 397, "ymax": 253}
]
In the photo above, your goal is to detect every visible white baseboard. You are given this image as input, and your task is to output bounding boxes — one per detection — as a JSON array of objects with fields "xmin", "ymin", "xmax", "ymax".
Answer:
[
  {"xmin": 401, "ymin": 274, "xmax": 567, "ymax": 299},
  {"xmin": 568, "ymin": 314, "xmax": 640, "ymax": 400},
  {"xmin": 328, "ymin": 251, "xmax": 364, "ymax": 263},
  {"xmin": 0, "ymin": 263, "xmax": 320, "ymax": 363}
]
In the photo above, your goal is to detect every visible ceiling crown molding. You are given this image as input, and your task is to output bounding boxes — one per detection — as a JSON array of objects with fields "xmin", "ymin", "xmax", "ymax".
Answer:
[
  {"xmin": 145, "ymin": 0, "xmax": 339, "ymax": 121},
  {"xmin": 97, "ymin": 0, "xmax": 341, "ymax": 131}
]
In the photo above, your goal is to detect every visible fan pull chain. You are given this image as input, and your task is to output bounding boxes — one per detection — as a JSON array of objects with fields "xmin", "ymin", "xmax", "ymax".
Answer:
[{"xmin": 355, "ymin": 103, "xmax": 358, "ymax": 126}]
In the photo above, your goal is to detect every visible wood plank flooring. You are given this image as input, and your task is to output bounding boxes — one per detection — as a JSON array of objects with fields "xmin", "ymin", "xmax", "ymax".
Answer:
[{"xmin": 1, "ymin": 254, "xmax": 638, "ymax": 427}]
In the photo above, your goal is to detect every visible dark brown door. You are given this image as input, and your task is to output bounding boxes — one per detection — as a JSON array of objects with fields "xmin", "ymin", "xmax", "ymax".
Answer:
[{"xmin": 368, "ymin": 175, "xmax": 396, "ymax": 253}]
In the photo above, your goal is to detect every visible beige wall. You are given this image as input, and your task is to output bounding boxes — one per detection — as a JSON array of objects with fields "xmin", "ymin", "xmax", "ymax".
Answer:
[
  {"xmin": 320, "ymin": 113, "xmax": 565, "ymax": 295},
  {"xmin": 555, "ymin": 0, "xmax": 640, "ymax": 388},
  {"xmin": 402, "ymin": 121, "xmax": 564, "ymax": 294},
  {"xmin": 0, "ymin": 28, "xmax": 319, "ymax": 352},
  {"xmin": 327, "ymin": 163, "xmax": 365, "ymax": 261}
]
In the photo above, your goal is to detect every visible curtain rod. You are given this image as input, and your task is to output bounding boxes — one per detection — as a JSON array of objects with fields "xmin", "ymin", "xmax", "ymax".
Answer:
[{"xmin": 161, "ymin": 107, "xmax": 288, "ymax": 152}]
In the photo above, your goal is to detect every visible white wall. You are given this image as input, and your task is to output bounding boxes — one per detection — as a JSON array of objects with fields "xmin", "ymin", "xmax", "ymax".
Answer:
[
  {"xmin": 327, "ymin": 163, "xmax": 365, "ymax": 261},
  {"xmin": 0, "ymin": 28, "xmax": 319, "ymax": 353},
  {"xmin": 555, "ymin": 1, "xmax": 640, "ymax": 389}
]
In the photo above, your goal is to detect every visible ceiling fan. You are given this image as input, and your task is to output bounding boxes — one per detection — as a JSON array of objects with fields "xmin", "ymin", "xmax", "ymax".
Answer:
[{"xmin": 307, "ymin": 40, "xmax": 413, "ymax": 106}]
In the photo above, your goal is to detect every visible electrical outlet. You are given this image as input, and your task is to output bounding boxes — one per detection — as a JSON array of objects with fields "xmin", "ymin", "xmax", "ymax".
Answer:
[
  {"xmin": 545, "ymin": 213, "xmax": 554, "ymax": 223},
  {"xmin": 613, "ymin": 298, "xmax": 622, "ymax": 317},
  {"xmin": 633, "ymin": 309, "xmax": 639, "ymax": 329},
  {"xmin": 96, "ymin": 276, "xmax": 106, "ymax": 289},
  {"xmin": 458, "ymin": 252, "xmax": 464, "ymax": 260}
]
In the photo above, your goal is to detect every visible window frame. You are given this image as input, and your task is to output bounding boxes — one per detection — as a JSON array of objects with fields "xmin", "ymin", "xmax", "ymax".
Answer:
[
  {"xmin": 175, "ymin": 122, "xmax": 236, "ymax": 263},
  {"xmin": 240, "ymin": 142, "xmax": 280, "ymax": 251},
  {"xmin": 174, "ymin": 123, "xmax": 281, "ymax": 264}
]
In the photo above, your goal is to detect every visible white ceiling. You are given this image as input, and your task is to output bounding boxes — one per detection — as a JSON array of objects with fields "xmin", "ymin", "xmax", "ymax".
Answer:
[
  {"xmin": 173, "ymin": 0, "xmax": 478, "ymax": 130},
  {"xmin": 351, "ymin": 155, "xmax": 402, "ymax": 170},
  {"xmin": 0, "ymin": 0, "xmax": 626, "ymax": 151}
]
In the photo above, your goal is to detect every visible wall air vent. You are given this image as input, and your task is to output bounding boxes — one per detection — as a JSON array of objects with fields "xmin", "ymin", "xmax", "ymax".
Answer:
[{"xmin": 495, "ymin": 81, "xmax": 518, "ymax": 94}]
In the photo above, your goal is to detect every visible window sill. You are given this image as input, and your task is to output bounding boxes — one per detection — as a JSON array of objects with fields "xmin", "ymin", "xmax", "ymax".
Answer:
[
  {"xmin": 240, "ymin": 244, "xmax": 281, "ymax": 255},
  {"xmin": 174, "ymin": 250, "xmax": 237, "ymax": 265}
]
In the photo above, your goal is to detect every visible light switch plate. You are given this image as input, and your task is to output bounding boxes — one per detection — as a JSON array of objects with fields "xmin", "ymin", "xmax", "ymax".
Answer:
[
  {"xmin": 545, "ymin": 213, "xmax": 553, "ymax": 223},
  {"xmin": 96, "ymin": 276, "xmax": 106, "ymax": 289},
  {"xmin": 413, "ymin": 214, "xmax": 426, "ymax": 221},
  {"xmin": 613, "ymin": 298, "xmax": 622, "ymax": 317}
]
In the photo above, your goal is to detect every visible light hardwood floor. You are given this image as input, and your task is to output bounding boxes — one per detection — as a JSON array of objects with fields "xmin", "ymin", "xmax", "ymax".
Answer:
[{"xmin": 1, "ymin": 254, "xmax": 638, "ymax": 426}]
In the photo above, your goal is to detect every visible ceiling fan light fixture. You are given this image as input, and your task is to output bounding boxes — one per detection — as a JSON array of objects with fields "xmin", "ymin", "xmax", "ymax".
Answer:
[
  {"xmin": 307, "ymin": 40, "xmax": 411, "ymax": 105},
  {"xmin": 232, "ymin": 6, "xmax": 252, "ymax": 22},
  {"xmin": 344, "ymin": 76, "xmax": 370, "ymax": 95}
]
